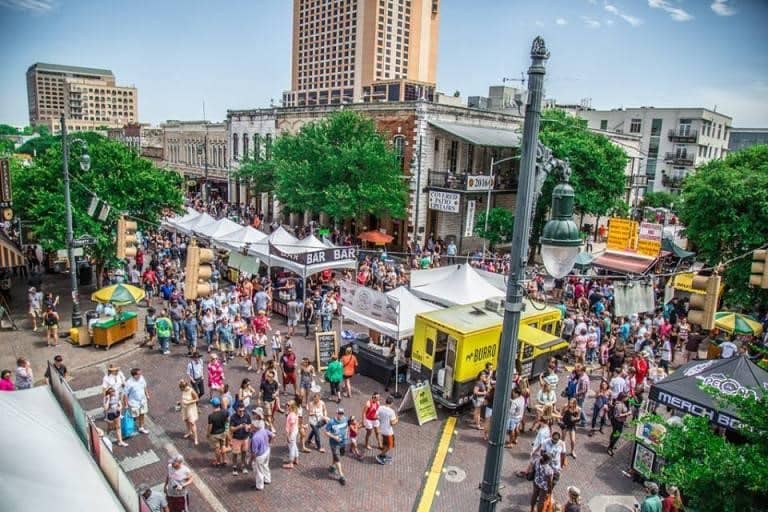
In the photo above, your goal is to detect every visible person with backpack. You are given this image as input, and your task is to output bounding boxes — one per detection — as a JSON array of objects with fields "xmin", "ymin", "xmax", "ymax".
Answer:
[{"xmin": 43, "ymin": 305, "xmax": 60, "ymax": 347}]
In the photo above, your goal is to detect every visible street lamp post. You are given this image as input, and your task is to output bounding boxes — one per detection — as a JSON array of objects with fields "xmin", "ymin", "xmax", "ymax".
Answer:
[
  {"xmin": 60, "ymin": 114, "xmax": 91, "ymax": 328},
  {"xmin": 411, "ymin": 134, "xmax": 423, "ymax": 248},
  {"xmin": 478, "ymin": 37, "xmax": 581, "ymax": 512}
]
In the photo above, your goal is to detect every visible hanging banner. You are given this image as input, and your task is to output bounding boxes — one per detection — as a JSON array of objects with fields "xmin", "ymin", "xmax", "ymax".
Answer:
[
  {"xmin": 0, "ymin": 158, "xmax": 11, "ymax": 208},
  {"xmin": 428, "ymin": 191, "xmax": 460, "ymax": 213},
  {"xmin": 339, "ymin": 279, "xmax": 399, "ymax": 324},
  {"xmin": 269, "ymin": 242, "xmax": 356, "ymax": 266},
  {"xmin": 464, "ymin": 200, "xmax": 476, "ymax": 237}
]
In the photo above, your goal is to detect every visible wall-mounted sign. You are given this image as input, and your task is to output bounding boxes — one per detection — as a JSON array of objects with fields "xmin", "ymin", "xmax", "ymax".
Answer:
[
  {"xmin": 465, "ymin": 175, "xmax": 494, "ymax": 191},
  {"xmin": 428, "ymin": 190, "xmax": 460, "ymax": 213},
  {"xmin": 464, "ymin": 200, "xmax": 476, "ymax": 237},
  {"xmin": 639, "ymin": 222, "xmax": 663, "ymax": 241}
]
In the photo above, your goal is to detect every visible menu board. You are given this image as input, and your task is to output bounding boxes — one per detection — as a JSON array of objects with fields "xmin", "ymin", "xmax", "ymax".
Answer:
[
  {"xmin": 315, "ymin": 331, "xmax": 339, "ymax": 371},
  {"xmin": 606, "ymin": 217, "xmax": 638, "ymax": 251}
]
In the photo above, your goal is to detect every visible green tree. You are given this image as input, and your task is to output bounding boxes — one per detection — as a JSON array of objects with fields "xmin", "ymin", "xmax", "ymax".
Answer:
[
  {"xmin": 234, "ymin": 156, "xmax": 276, "ymax": 195},
  {"xmin": 17, "ymin": 133, "xmax": 58, "ymax": 156},
  {"xmin": 11, "ymin": 132, "xmax": 183, "ymax": 286},
  {"xmin": 679, "ymin": 144, "xmax": 768, "ymax": 307},
  {"xmin": 645, "ymin": 391, "xmax": 768, "ymax": 512},
  {"xmin": 272, "ymin": 110, "xmax": 407, "ymax": 222},
  {"xmin": 0, "ymin": 124, "xmax": 20, "ymax": 136},
  {"xmin": 474, "ymin": 207, "xmax": 514, "ymax": 248},
  {"xmin": 529, "ymin": 109, "xmax": 627, "ymax": 259},
  {"xmin": 640, "ymin": 191, "xmax": 676, "ymax": 209},
  {"xmin": 0, "ymin": 138, "xmax": 14, "ymax": 155}
]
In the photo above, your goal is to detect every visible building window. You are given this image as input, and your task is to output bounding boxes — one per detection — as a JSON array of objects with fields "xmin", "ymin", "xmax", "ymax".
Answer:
[
  {"xmin": 448, "ymin": 140, "xmax": 458, "ymax": 173},
  {"xmin": 629, "ymin": 118, "xmax": 642, "ymax": 134},
  {"xmin": 650, "ymin": 118, "xmax": 663, "ymax": 137},
  {"xmin": 253, "ymin": 133, "xmax": 261, "ymax": 160},
  {"xmin": 242, "ymin": 134, "xmax": 249, "ymax": 158},
  {"xmin": 265, "ymin": 134, "xmax": 273, "ymax": 160},
  {"xmin": 393, "ymin": 135, "xmax": 405, "ymax": 170},
  {"xmin": 599, "ymin": 120, "xmax": 607, "ymax": 130},
  {"xmin": 232, "ymin": 133, "xmax": 239, "ymax": 160}
]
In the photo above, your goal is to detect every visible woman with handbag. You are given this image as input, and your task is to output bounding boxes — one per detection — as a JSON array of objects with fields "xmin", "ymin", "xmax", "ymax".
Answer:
[
  {"xmin": 103, "ymin": 387, "xmax": 129, "ymax": 447},
  {"xmin": 306, "ymin": 393, "xmax": 327, "ymax": 452}
]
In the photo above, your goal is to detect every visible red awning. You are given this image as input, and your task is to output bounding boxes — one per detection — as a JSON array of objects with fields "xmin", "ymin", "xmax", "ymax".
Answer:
[{"xmin": 592, "ymin": 251, "xmax": 657, "ymax": 275}]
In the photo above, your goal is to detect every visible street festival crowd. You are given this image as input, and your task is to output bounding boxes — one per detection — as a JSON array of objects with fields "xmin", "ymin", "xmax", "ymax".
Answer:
[{"xmin": 3, "ymin": 196, "xmax": 768, "ymax": 512}]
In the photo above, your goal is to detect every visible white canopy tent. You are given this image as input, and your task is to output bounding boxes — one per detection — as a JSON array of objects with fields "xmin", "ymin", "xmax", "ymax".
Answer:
[
  {"xmin": 0, "ymin": 387, "xmax": 126, "ymax": 511},
  {"xmin": 214, "ymin": 225, "xmax": 269, "ymax": 252},
  {"xmin": 342, "ymin": 286, "xmax": 442, "ymax": 339},
  {"xmin": 162, "ymin": 206, "xmax": 200, "ymax": 231},
  {"xmin": 194, "ymin": 217, "xmax": 243, "ymax": 240},
  {"xmin": 410, "ymin": 264, "xmax": 505, "ymax": 306},
  {"xmin": 175, "ymin": 212, "xmax": 216, "ymax": 236}
]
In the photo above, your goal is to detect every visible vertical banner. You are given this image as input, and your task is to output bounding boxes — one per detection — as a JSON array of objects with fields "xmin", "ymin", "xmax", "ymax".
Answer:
[
  {"xmin": 464, "ymin": 200, "xmax": 476, "ymax": 237},
  {"xmin": 0, "ymin": 158, "xmax": 11, "ymax": 207}
]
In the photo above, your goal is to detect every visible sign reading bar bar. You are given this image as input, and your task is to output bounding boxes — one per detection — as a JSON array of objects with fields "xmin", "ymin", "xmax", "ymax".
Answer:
[
  {"xmin": 428, "ymin": 191, "xmax": 460, "ymax": 213},
  {"xmin": 269, "ymin": 242, "xmax": 356, "ymax": 266},
  {"xmin": 340, "ymin": 279, "xmax": 399, "ymax": 325}
]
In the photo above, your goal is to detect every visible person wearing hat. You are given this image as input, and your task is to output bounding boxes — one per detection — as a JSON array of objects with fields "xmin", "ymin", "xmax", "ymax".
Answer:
[
  {"xmin": 324, "ymin": 406, "xmax": 349, "ymax": 485},
  {"xmin": 206, "ymin": 397, "xmax": 228, "ymax": 466},
  {"xmin": 138, "ymin": 482, "xmax": 168, "ymax": 512},
  {"xmin": 43, "ymin": 305, "xmax": 60, "ymax": 347},
  {"xmin": 102, "ymin": 363, "xmax": 126, "ymax": 399},
  {"xmin": 640, "ymin": 482, "xmax": 662, "ymax": 512},
  {"xmin": 249, "ymin": 407, "xmax": 273, "ymax": 490}
]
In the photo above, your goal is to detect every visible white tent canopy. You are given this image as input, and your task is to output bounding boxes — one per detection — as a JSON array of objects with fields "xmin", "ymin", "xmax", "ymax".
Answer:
[
  {"xmin": 410, "ymin": 264, "xmax": 505, "ymax": 306},
  {"xmin": 214, "ymin": 225, "xmax": 269, "ymax": 252},
  {"xmin": 194, "ymin": 217, "xmax": 243, "ymax": 240},
  {"xmin": 162, "ymin": 206, "xmax": 200, "ymax": 231},
  {"xmin": 342, "ymin": 286, "xmax": 441, "ymax": 339},
  {"xmin": 175, "ymin": 212, "xmax": 216, "ymax": 235},
  {"xmin": 0, "ymin": 387, "xmax": 126, "ymax": 511}
]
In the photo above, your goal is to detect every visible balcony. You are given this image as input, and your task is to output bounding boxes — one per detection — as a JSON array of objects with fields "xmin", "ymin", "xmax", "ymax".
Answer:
[
  {"xmin": 661, "ymin": 174, "xmax": 685, "ymax": 189},
  {"xmin": 427, "ymin": 171, "xmax": 518, "ymax": 192},
  {"xmin": 664, "ymin": 152, "xmax": 694, "ymax": 166},
  {"xmin": 668, "ymin": 128, "xmax": 698, "ymax": 143}
]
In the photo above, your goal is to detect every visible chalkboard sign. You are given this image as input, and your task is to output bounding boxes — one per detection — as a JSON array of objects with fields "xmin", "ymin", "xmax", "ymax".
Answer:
[{"xmin": 315, "ymin": 331, "xmax": 339, "ymax": 371}]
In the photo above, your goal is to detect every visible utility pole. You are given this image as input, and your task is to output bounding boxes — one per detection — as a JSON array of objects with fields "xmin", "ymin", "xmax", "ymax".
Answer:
[
  {"xmin": 61, "ymin": 114, "xmax": 82, "ymax": 327},
  {"xmin": 412, "ymin": 134, "xmax": 422, "ymax": 248}
]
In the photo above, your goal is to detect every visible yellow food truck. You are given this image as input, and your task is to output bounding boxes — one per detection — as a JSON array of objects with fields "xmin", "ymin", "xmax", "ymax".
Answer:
[{"xmin": 409, "ymin": 299, "xmax": 567, "ymax": 409}]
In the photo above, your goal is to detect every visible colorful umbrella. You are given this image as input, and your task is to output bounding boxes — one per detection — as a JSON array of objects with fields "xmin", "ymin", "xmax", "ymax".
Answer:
[
  {"xmin": 357, "ymin": 230, "xmax": 394, "ymax": 245},
  {"xmin": 714, "ymin": 311, "xmax": 763, "ymax": 335},
  {"xmin": 91, "ymin": 284, "xmax": 146, "ymax": 306}
]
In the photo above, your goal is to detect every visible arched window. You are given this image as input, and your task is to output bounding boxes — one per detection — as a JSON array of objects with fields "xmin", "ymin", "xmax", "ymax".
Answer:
[
  {"xmin": 242, "ymin": 133, "xmax": 249, "ymax": 158},
  {"xmin": 393, "ymin": 135, "xmax": 406, "ymax": 170},
  {"xmin": 253, "ymin": 134, "xmax": 261, "ymax": 161},
  {"xmin": 232, "ymin": 133, "xmax": 239, "ymax": 160}
]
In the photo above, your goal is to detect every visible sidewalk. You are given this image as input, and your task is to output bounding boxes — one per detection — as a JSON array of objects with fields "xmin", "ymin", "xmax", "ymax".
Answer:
[{"xmin": 0, "ymin": 271, "xmax": 144, "ymax": 383}]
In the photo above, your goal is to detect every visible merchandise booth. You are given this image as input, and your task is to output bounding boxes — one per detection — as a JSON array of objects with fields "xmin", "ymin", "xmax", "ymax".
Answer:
[
  {"xmin": 340, "ymin": 283, "xmax": 441, "ymax": 389},
  {"xmin": 634, "ymin": 356, "xmax": 768, "ymax": 478}
]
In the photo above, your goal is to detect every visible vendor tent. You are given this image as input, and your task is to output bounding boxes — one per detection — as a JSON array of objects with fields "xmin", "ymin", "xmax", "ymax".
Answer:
[
  {"xmin": 268, "ymin": 226, "xmax": 299, "ymax": 247},
  {"xmin": 162, "ymin": 206, "xmax": 199, "ymax": 231},
  {"xmin": 661, "ymin": 237, "xmax": 695, "ymax": 260},
  {"xmin": 648, "ymin": 356, "xmax": 768, "ymax": 430},
  {"xmin": 411, "ymin": 264, "xmax": 506, "ymax": 293},
  {"xmin": 214, "ymin": 225, "xmax": 268, "ymax": 252},
  {"xmin": 195, "ymin": 217, "xmax": 243, "ymax": 240},
  {"xmin": 0, "ymin": 387, "xmax": 126, "ymax": 511},
  {"xmin": 175, "ymin": 212, "xmax": 216, "ymax": 236},
  {"xmin": 410, "ymin": 264, "xmax": 505, "ymax": 306},
  {"xmin": 342, "ymin": 285, "xmax": 442, "ymax": 339}
]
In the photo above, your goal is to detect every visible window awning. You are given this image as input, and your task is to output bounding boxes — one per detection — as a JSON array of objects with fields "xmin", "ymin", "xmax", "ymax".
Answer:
[
  {"xmin": 592, "ymin": 250, "xmax": 657, "ymax": 275},
  {"xmin": 0, "ymin": 232, "xmax": 25, "ymax": 269},
  {"xmin": 429, "ymin": 120, "xmax": 521, "ymax": 148}
]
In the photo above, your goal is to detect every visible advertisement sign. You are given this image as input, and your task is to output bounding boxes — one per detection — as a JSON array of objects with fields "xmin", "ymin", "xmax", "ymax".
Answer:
[
  {"xmin": 0, "ymin": 158, "xmax": 11, "ymax": 208},
  {"xmin": 639, "ymin": 222, "xmax": 664, "ymax": 241},
  {"xmin": 339, "ymin": 279, "xmax": 399, "ymax": 325},
  {"xmin": 464, "ymin": 200, "xmax": 476, "ymax": 237},
  {"xmin": 315, "ymin": 331, "xmax": 339, "ymax": 370},
  {"xmin": 606, "ymin": 217, "xmax": 637, "ymax": 251},
  {"xmin": 428, "ymin": 191, "xmax": 460, "ymax": 213},
  {"xmin": 465, "ymin": 175, "xmax": 494, "ymax": 191},
  {"xmin": 398, "ymin": 382, "xmax": 438, "ymax": 425},
  {"xmin": 269, "ymin": 243, "xmax": 356, "ymax": 266}
]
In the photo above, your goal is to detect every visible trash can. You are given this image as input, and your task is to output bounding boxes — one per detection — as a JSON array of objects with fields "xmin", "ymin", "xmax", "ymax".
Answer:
[{"xmin": 78, "ymin": 263, "xmax": 93, "ymax": 286}]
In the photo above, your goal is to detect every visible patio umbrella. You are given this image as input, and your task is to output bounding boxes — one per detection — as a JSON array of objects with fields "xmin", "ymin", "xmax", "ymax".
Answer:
[
  {"xmin": 714, "ymin": 311, "xmax": 764, "ymax": 335},
  {"xmin": 357, "ymin": 230, "xmax": 394, "ymax": 245},
  {"xmin": 91, "ymin": 284, "xmax": 146, "ymax": 306}
]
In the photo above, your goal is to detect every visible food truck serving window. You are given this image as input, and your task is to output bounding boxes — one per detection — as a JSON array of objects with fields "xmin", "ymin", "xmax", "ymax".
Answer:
[{"xmin": 426, "ymin": 337, "xmax": 434, "ymax": 356}]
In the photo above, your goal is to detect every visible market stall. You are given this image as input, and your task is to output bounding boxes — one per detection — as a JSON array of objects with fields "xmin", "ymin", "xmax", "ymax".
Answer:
[
  {"xmin": 409, "ymin": 264, "xmax": 505, "ymax": 307},
  {"xmin": 174, "ymin": 211, "xmax": 216, "ymax": 236},
  {"xmin": 161, "ymin": 206, "xmax": 200, "ymax": 231},
  {"xmin": 88, "ymin": 284, "xmax": 144, "ymax": 349},
  {"xmin": 340, "ymin": 283, "xmax": 442, "ymax": 389}
]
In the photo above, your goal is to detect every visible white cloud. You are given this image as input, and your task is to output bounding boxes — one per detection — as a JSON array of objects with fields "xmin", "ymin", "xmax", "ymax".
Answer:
[
  {"xmin": 711, "ymin": 0, "xmax": 736, "ymax": 16},
  {"xmin": 581, "ymin": 16, "xmax": 602, "ymax": 28},
  {"xmin": 604, "ymin": 3, "xmax": 644, "ymax": 26},
  {"xmin": 535, "ymin": 20, "xmax": 545, "ymax": 27},
  {"xmin": 647, "ymin": 0, "xmax": 693, "ymax": 21},
  {"xmin": 0, "ymin": 0, "xmax": 55, "ymax": 13},
  {"xmin": 555, "ymin": 17, "xmax": 568, "ymax": 25}
]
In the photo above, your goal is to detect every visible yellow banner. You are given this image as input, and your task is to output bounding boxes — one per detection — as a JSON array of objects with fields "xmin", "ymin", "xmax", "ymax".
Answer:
[
  {"xmin": 637, "ymin": 239, "xmax": 662, "ymax": 258},
  {"xmin": 607, "ymin": 217, "xmax": 638, "ymax": 251}
]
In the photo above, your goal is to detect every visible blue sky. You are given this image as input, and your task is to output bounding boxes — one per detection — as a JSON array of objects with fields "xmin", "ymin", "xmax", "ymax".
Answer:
[{"xmin": 1, "ymin": 0, "xmax": 766, "ymax": 126}]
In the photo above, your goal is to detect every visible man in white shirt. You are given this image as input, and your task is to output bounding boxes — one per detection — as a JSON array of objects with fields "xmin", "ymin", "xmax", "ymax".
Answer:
[
  {"xmin": 719, "ymin": 339, "xmax": 738, "ymax": 358},
  {"xmin": 376, "ymin": 396, "xmax": 398, "ymax": 465},
  {"xmin": 506, "ymin": 388, "xmax": 526, "ymax": 446},
  {"xmin": 541, "ymin": 431, "xmax": 566, "ymax": 473},
  {"xmin": 609, "ymin": 369, "xmax": 628, "ymax": 399},
  {"xmin": 124, "ymin": 367, "xmax": 150, "ymax": 434}
]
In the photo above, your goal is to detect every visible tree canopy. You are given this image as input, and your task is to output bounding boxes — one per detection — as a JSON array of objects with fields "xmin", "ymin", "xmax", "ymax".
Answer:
[
  {"xmin": 234, "ymin": 156, "xmax": 276, "ymax": 195},
  {"xmin": 474, "ymin": 207, "xmax": 514, "ymax": 248},
  {"xmin": 11, "ymin": 132, "xmax": 183, "ymax": 283},
  {"xmin": 679, "ymin": 144, "xmax": 768, "ymax": 307},
  {"xmin": 640, "ymin": 191, "xmax": 676, "ymax": 210},
  {"xmin": 271, "ymin": 110, "xmax": 407, "ymax": 221}
]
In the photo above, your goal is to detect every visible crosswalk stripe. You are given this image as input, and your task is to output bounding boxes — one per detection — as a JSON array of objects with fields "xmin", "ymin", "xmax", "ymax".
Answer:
[
  {"xmin": 74, "ymin": 384, "xmax": 104, "ymax": 400},
  {"xmin": 119, "ymin": 449, "xmax": 161, "ymax": 472}
]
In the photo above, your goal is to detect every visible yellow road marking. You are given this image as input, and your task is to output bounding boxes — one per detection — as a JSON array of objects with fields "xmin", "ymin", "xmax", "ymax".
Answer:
[{"xmin": 415, "ymin": 416, "xmax": 457, "ymax": 512}]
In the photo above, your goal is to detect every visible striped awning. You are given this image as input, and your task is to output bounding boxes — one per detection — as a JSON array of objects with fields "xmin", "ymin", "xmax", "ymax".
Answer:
[{"xmin": 0, "ymin": 232, "xmax": 25, "ymax": 269}]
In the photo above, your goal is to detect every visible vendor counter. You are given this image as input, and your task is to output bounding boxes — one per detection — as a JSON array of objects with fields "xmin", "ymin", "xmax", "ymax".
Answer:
[
  {"xmin": 92, "ymin": 312, "xmax": 138, "ymax": 350},
  {"xmin": 350, "ymin": 339, "xmax": 407, "ymax": 391}
]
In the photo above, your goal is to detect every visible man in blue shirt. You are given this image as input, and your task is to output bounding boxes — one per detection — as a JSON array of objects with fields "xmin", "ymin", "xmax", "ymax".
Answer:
[
  {"xmin": 324, "ymin": 407, "xmax": 349, "ymax": 486},
  {"xmin": 216, "ymin": 317, "xmax": 235, "ymax": 363},
  {"xmin": 619, "ymin": 317, "xmax": 631, "ymax": 344},
  {"xmin": 182, "ymin": 310, "xmax": 199, "ymax": 356}
]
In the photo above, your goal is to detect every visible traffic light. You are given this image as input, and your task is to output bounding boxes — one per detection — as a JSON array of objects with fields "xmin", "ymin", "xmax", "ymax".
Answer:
[
  {"xmin": 184, "ymin": 241, "xmax": 214, "ymax": 300},
  {"xmin": 687, "ymin": 273, "xmax": 721, "ymax": 330},
  {"xmin": 116, "ymin": 216, "xmax": 138, "ymax": 259},
  {"xmin": 749, "ymin": 249, "xmax": 768, "ymax": 289}
]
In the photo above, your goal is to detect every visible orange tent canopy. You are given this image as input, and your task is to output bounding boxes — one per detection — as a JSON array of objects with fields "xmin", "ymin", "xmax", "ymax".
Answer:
[{"xmin": 358, "ymin": 230, "xmax": 394, "ymax": 245}]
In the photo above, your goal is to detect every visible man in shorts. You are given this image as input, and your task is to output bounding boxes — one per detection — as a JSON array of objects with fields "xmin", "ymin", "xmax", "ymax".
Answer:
[
  {"xmin": 28, "ymin": 287, "xmax": 42, "ymax": 332},
  {"xmin": 362, "ymin": 392, "xmax": 381, "ymax": 450},
  {"xmin": 259, "ymin": 370, "xmax": 279, "ymax": 431},
  {"xmin": 324, "ymin": 407, "xmax": 349, "ymax": 485},
  {"xmin": 229, "ymin": 404, "xmax": 252, "ymax": 475},
  {"xmin": 217, "ymin": 317, "xmax": 235, "ymax": 362},
  {"xmin": 376, "ymin": 396, "xmax": 398, "ymax": 465},
  {"xmin": 124, "ymin": 368, "xmax": 150, "ymax": 434},
  {"xmin": 207, "ymin": 397, "xmax": 228, "ymax": 466},
  {"xmin": 286, "ymin": 298, "xmax": 302, "ymax": 337}
]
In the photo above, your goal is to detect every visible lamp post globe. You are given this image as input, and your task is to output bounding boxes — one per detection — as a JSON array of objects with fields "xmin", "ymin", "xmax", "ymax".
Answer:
[
  {"xmin": 540, "ymin": 180, "xmax": 581, "ymax": 278},
  {"xmin": 79, "ymin": 152, "xmax": 91, "ymax": 172}
]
